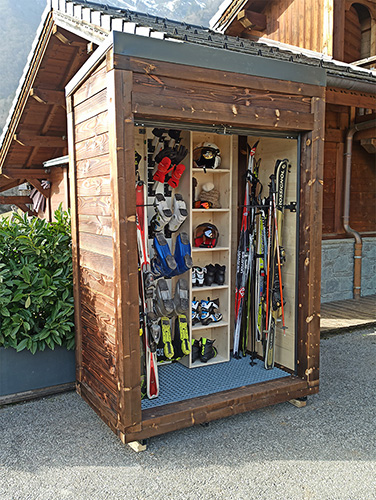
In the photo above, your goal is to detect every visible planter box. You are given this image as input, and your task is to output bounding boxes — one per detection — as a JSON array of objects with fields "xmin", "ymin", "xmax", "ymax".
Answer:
[{"xmin": 0, "ymin": 347, "xmax": 76, "ymax": 403}]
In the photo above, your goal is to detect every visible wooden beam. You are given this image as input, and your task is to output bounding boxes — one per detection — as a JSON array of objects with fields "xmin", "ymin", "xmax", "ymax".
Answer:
[
  {"xmin": 237, "ymin": 9, "xmax": 266, "ymax": 31},
  {"xmin": 30, "ymin": 88, "xmax": 65, "ymax": 106},
  {"xmin": 13, "ymin": 133, "xmax": 67, "ymax": 148},
  {"xmin": 14, "ymin": 203, "xmax": 34, "ymax": 216},
  {"xmin": 28, "ymin": 179, "xmax": 51, "ymax": 198},
  {"xmin": 2, "ymin": 168, "xmax": 50, "ymax": 179},
  {"xmin": 326, "ymin": 87, "xmax": 376, "ymax": 109},
  {"xmin": 0, "ymin": 196, "xmax": 31, "ymax": 204}
]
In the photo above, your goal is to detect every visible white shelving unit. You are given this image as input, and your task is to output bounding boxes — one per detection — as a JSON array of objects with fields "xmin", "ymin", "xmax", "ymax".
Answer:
[{"xmin": 185, "ymin": 131, "xmax": 233, "ymax": 368}]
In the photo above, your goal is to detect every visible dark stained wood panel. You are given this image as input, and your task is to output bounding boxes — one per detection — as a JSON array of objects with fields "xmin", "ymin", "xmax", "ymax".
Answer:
[
  {"xmin": 344, "ymin": 6, "xmax": 361, "ymax": 63},
  {"xmin": 133, "ymin": 73, "xmax": 312, "ymax": 114},
  {"xmin": 133, "ymin": 92, "xmax": 314, "ymax": 131},
  {"xmin": 114, "ymin": 54, "xmax": 325, "ymax": 98},
  {"xmin": 261, "ymin": 0, "xmax": 326, "ymax": 53}
]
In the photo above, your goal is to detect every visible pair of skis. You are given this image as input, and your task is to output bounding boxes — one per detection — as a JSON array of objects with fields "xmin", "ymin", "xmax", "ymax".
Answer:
[
  {"xmin": 233, "ymin": 141, "xmax": 259, "ymax": 359},
  {"xmin": 263, "ymin": 160, "xmax": 289, "ymax": 369},
  {"xmin": 136, "ymin": 180, "xmax": 160, "ymax": 399},
  {"xmin": 233, "ymin": 140, "xmax": 289, "ymax": 369}
]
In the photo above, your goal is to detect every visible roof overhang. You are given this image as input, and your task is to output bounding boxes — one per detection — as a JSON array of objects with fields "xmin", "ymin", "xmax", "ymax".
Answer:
[{"xmin": 66, "ymin": 29, "xmax": 326, "ymax": 97}]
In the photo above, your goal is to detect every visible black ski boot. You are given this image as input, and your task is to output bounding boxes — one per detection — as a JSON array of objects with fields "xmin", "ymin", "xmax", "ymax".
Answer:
[
  {"xmin": 191, "ymin": 338, "xmax": 201, "ymax": 363},
  {"xmin": 214, "ymin": 264, "xmax": 226, "ymax": 285},
  {"xmin": 200, "ymin": 338, "xmax": 217, "ymax": 363},
  {"xmin": 204, "ymin": 264, "xmax": 216, "ymax": 286}
]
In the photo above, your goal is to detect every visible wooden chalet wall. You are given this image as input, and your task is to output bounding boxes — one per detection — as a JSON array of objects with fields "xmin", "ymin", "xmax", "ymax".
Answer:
[
  {"xmin": 69, "ymin": 49, "xmax": 324, "ymax": 439},
  {"xmin": 323, "ymin": 97, "xmax": 376, "ymax": 237},
  {"xmin": 260, "ymin": 0, "xmax": 333, "ymax": 55}
]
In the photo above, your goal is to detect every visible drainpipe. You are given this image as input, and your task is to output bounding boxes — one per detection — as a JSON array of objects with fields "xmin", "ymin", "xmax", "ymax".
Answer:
[{"xmin": 343, "ymin": 118, "xmax": 376, "ymax": 299}]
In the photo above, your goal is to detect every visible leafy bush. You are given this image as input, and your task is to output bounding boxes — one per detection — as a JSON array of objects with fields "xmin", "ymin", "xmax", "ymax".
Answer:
[{"xmin": 0, "ymin": 206, "xmax": 74, "ymax": 353}]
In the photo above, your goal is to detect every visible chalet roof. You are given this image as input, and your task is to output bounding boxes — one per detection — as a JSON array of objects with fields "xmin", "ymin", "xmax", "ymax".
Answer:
[
  {"xmin": 49, "ymin": 0, "xmax": 376, "ymax": 86},
  {"xmin": 0, "ymin": 0, "xmax": 375, "ymax": 192}
]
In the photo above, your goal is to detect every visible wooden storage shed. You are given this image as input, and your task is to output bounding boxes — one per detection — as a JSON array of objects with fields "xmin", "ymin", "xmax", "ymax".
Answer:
[
  {"xmin": 65, "ymin": 28, "xmax": 326, "ymax": 444},
  {"xmin": 7, "ymin": 0, "xmax": 374, "ymax": 445}
]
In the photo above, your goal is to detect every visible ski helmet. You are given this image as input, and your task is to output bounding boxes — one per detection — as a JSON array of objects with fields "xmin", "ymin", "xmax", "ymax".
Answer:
[
  {"xmin": 193, "ymin": 143, "xmax": 221, "ymax": 171},
  {"xmin": 194, "ymin": 223, "xmax": 219, "ymax": 248}
]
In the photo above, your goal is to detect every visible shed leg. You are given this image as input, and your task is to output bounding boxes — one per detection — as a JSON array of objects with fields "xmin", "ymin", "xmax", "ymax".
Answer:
[
  {"xmin": 127, "ymin": 440, "xmax": 148, "ymax": 452},
  {"xmin": 289, "ymin": 396, "xmax": 307, "ymax": 408}
]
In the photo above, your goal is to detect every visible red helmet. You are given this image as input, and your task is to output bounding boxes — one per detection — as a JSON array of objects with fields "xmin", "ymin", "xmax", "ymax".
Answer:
[{"xmin": 194, "ymin": 223, "xmax": 219, "ymax": 248}]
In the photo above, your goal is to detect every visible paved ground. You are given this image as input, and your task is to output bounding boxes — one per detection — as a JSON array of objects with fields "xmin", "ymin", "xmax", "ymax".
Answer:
[{"xmin": 1, "ymin": 326, "xmax": 375, "ymax": 500}]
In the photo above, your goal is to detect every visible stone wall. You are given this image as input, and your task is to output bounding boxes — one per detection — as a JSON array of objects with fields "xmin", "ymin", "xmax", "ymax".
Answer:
[{"xmin": 321, "ymin": 238, "xmax": 376, "ymax": 303}]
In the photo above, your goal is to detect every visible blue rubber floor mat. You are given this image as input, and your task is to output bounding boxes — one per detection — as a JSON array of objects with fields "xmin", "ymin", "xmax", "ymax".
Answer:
[{"xmin": 142, "ymin": 355, "xmax": 289, "ymax": 410}]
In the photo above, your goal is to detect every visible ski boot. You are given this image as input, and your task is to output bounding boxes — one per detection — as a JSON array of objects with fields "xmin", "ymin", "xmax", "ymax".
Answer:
[
  {"xmin": 167, "ymin": 194, "xmax": 188, "ymax": 233},
  {"xmin": 173, "ymin": 232, "xmax": 193, "ymax": 275},
  {"xmin": 192, "ymin": 267, "xmax": 197, "ymax": 287},
  {"xmin": 192, "ymin": 298, "xmax": 201, "ymax": 325},
  {"xmin": 150, "ymin": 193, "xmax": 172, "ymax": 235},
  {"xmin": 204, "ymin": 264, "xmax": 216, "ymax": 286},
  {"xmin": 173, "ymin": 314, "xmax": 191, "ymax": 358},
  {"xmin": 151, "ymin": 233, "xmax": 177, "ymax": 278},
  {"xmin": 214, "ymin": 264, "xmax": 226, "ymax": 285},
  {"xmin": 192, "ymin": 266, "xmax": 205, "ymax": 287},
  {"xmin": 173, "ymin": 278, "xmax": 189, "ymax": 314},
  {"xmin": 200, "ymin": 338, "xmax": 218, "ymax": 363},
  {"xmin": 154, "ymin": 278, "xmax": 175, "ymax": 317},
  {"xmin": 191, "ymin": 338, "xmax": 201, "ymax": 363},
  {"xmin": 160, "ymin": 317, "xmax": 174, "ymax": 359},
  {"xmin": 200, "ymin": 298, "xmax": 223, "ymax": 326}
]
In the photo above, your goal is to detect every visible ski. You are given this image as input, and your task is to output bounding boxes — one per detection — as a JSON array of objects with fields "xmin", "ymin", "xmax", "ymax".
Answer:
[
  {"xmin": 233, "ymin": 140, "xmax": 259, "ymax": 358},
  {"xmin": 136, "ymin": 180, "xmax": 160, "ymax": 398},
  {"xmin": 264, "ymin": 159, "xmax": 289, "ymax": 369}
]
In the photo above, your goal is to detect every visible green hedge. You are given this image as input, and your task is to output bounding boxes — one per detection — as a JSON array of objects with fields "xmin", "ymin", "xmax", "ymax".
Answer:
[{"xmin": 0, "ymin": 207, "xmax": 74, "ymax": 353}]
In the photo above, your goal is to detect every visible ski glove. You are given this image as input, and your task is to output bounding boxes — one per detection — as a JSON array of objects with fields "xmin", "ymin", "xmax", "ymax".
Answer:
[
  {"xmin": 155, "ymin": 145, "xmax": 188, "ymax": 165},
  {"xmin": 153, "ymin": 157, "xmax": 173, "ymax": 183},
  {"xmin": 168, "ymin": 163, "xmax": 186, "ymax": 189}
]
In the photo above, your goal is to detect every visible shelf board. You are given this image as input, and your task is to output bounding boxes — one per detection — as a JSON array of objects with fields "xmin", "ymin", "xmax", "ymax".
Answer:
[
  {"xmin": 189, "ymin": 353, "xmax": 229, "ymax": 368},
  {"xmin": 192, "ymin": 168, "xmax": 230, "ymax": 174},
  {"xmin": 192, "ymin": 321, "xmax": 229, "ymax": 332},
  {"xmin": 192, "ymin": 209, "xmax": 229, "ymax": 213},
  {"xmin": 192, "ymin": 246, "xmax": 229, "ymax": 252},
  {"xmin": 192, "ymin": 285, "xmax": 229, "ymax": 292}
]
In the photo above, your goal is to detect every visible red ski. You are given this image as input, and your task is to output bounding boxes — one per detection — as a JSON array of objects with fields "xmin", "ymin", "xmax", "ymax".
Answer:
[{"xmin": 136, "ymin": 181, "xmax": 160, "ymax": 399}]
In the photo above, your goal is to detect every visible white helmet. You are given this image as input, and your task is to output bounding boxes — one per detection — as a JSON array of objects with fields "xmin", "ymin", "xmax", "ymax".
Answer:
[{"xmin": 193, "ymin": 142, "xmax": 221, "ymax": 171}]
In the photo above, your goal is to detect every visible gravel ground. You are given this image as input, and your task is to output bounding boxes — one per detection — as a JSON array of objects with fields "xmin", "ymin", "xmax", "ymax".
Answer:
[{"xmin": 0, "ymin": 326, "xmax": 375, "ymax": 500}]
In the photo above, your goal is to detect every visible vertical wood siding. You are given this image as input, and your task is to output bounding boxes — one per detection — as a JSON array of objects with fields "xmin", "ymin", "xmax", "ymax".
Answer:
[{"xmin": 69, "ymin": 61, "xmax": 118, "ymax": 415}]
